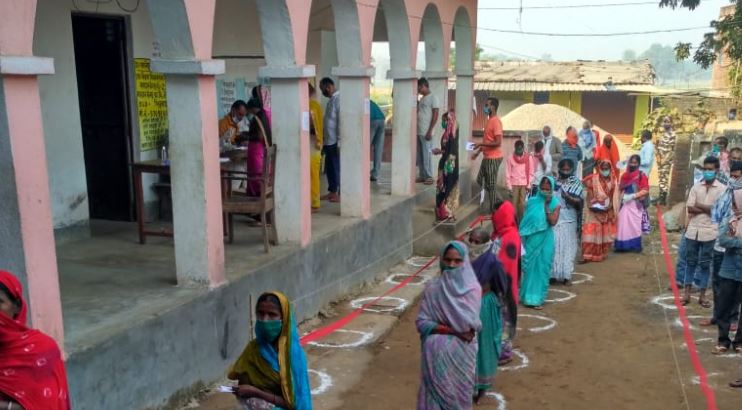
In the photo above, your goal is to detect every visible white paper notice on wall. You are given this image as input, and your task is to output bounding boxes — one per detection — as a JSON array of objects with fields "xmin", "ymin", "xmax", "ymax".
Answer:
[
  {"xmin": 302, "ymin": 111, "xmax": 310, "ymax": 132},
  {"xmin": 364, "ymin": 98, "xmax": 370, "ymax": 115}
]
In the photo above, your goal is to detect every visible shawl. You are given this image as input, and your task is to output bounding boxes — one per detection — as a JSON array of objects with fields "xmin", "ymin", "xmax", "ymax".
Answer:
[
  {"xmin": 619, "ymin": 168, "xmax": 649, "ymax": 193},
  {"xmin": 417, "ymin": 241, "xmax": 482, "ymax": 337},
  {"xmin": 490, "ymin": 201, "xmax": 522, "ymax": 305},
  {"xmin": 711, "ymin": 178, "xmax": 742, "ymax": 224},
  {"xmin": 510, "ymin": 149, "xmax": 531, "ymax": 181},
  {"xmin": 565, "ymin": 128, "xmax": 579, "ymax": 148},
  {"xmin": 230, "ymin": 291, "xmax": 312, "ymax": 410},
  {"xmin": 583, "ymin": 161, "xmax": 619, "ymax": 219},
  {"xmin": 520, "ymin": 176, "xmax": 559, "ymax": 237},
  {"xmin": 0, "ymin": 271, "xmax": 70, "ymax": 410},
  {"xmin": 557, "ymin": 159, "xmax": 585, "ymax": 198},
  {"xmin": 595, "ymin": 134, "xmax": 620, "ymax": 176},
  {"xmin": 578, "ymin": 128, "xmax": 595, "ymax": 149}
]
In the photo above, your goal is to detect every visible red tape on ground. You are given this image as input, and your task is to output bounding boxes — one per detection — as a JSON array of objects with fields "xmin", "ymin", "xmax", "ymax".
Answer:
[
  {"xmin": 656, "ymin": 206, "xmax": 717, "ymax": 410},
  {"xmin": 300, "ymin": 215, "xmax": 487, "ymax": 345}
]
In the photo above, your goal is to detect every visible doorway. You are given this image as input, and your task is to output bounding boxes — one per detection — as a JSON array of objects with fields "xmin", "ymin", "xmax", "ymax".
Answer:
[{"xmin": 72, "ymin": 14, "xmax": 133, "ymax": 221}]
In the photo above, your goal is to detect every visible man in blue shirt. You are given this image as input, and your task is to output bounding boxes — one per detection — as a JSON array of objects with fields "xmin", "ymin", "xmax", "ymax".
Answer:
[
  {"xmin": 639, "ymin": 130, "xmax": 655, "ymax": 178},
  {"xmin": 370, "ymin": 100, "xmax": 386, "ymax": 182}
]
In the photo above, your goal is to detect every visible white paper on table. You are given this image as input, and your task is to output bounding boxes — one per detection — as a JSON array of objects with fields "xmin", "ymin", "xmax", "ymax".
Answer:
[
  {"xmin": 217, "ymin": 385, "xmax": 235, "ymax": 393},
  {"xmin": 301, "ymin": 111, "xmax": 310, "ymax": 132},
  {"xmin": 466, "ymin": 142, "xmax": 477, "ymax": 151},
  {"xmin": 219, "ymin": 158, "xmax": 230, "ymax": 163}
]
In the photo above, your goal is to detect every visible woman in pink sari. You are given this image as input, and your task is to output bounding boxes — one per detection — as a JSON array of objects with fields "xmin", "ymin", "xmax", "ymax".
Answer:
[
  {"xmin": 245, "ymin": 111, "xmax": 272, "ymax": 197},
  {"xmin": 614, "ymin": 155, "xmax": 650, "ymax": 252}
]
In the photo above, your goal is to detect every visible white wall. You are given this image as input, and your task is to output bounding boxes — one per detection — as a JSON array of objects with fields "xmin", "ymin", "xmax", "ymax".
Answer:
[{"xmin": 34, "ymin": 0, "xmax": 158, "ymax": 230}]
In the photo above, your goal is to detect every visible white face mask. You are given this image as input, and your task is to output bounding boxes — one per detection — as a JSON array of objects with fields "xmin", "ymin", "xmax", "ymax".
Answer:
[{"xmin": 232, "ymin": 116, "xmax": 241, "ymax": 124}]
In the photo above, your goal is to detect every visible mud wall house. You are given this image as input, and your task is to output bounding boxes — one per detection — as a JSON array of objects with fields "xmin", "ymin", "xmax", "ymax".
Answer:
[
  {"xmin": 449, "ymin": 60, "xmax": 657, "ymax": 144},
  {"xmin": 0, "ymin": 0, "xmax": 478, "ymax": 408}
]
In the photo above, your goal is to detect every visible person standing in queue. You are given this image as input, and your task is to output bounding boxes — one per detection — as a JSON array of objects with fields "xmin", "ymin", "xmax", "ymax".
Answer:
[
  {"xmin": 320, "ymin": 77, "xmax": 341, "ymax": 203},
  {"xmin": 416, "ymin": 78, "xmax": 440, "ymax": 186}
]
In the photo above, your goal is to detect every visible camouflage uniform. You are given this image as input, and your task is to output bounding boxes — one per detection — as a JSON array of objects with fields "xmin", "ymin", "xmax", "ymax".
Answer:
[{"xmin": 656, "ymin": 130, "xmax": 676, "ymax": 202}]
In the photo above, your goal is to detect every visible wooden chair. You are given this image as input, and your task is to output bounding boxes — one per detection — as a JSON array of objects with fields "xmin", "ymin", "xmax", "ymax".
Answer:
[{"xmin": 221, "ymin": 145, "xmax": 278, "ymax": 252}]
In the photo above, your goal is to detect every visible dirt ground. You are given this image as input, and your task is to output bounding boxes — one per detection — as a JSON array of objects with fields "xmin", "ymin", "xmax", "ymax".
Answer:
[{"xmin": 339, "ymin": 230, "xmax": 742, "ymax": 409}]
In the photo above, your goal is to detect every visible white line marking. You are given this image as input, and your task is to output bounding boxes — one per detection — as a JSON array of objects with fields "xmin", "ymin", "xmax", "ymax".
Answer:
[
  {"xmin": 517, "ymin": 314, "xmax": 557, "ymax": 333},
  {"xmin": 384, "ymin": 273, "xmax": 431, "ymax": 286},
  {"xmin": 308, "ymin": 369, "xmax": 333, "ymax": 395},
  {"xmin": 484, "ymin": 392, "xmax": 507, "ymax": 410},
  {"xmin": 673, "ymin": 315, "xmax": 717, "ymax": 335},
  {"xmin": 545, "ymin": 288, "xmax": 577, "ymax": 303},
  {"xmin": 570, "ymin": 272, "xmax": 594, "ymax": 285},
  {"xmin": 650, "ymin": 294, "xmax": 709, "ymax": 310},
  {"xmin": 350, "ymin": 296, "xmax": 409, "ymax": 313},
  {"xmin": 691, "ymin": 372, "xmax": 722, "ymax": 385},
  {"xmin": 407, "ymin": 257, "xmax": 434, "ymax": 267},
  {"xmin": 500, "ymin": 349, "xmax": 529, "ymax": 372},
  {"xmin": 307, "ymin": 329, "xmax": 375, "ymax": 349}
]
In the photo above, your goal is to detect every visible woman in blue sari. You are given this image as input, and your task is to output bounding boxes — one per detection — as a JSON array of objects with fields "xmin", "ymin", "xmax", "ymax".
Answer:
[
  {"xmin": 229, "ymin": 292, "xmax": 312, "ymax": 410},
  {"xmin": 519, "ymin": 176, "xmax": 561, "ymax": 309}
]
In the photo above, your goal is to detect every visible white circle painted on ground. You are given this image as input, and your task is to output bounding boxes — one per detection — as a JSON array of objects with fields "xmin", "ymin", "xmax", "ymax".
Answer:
[
  {"xmin": 308, "ymin": 369, "xmax": 333, "ymax": 395},
  {"xmin": 650, "ymin": 294, "xmax": 709, "ymax": 310},
  {"xmin": 545, "ymin": 288, "xmax": 577, "ymax": 303},
  {"xmin": 384, "ymin": 273, "xmax": 431, "ymax": 286},
  {"xmin": 407, "ymin": 256, "xmax": 435, "ymax": 267},
  {"xmin": 484, "ymin": 392, "xmax": 508, "ymax": 410},
  {"xmin": 307, "ymin": 329, "xmax": 375, "ymax": 349},
  {"xmin": 500, "ymin": 349, "xmax": 529, "ymax": 372},
  {"xmin": 517, "ymin": 314, "xmax": 557, "ymax": 333},
  {"xmin": 350, "ymin": 296, "xmax": 409, "ymax": 313},
  {"xmin": 570, "ymin": 272, "xmax": 594, "ymax": 285},
  {"xmin": 691, "ymin": 372, "xmax": 722, "ymax": 385},
  {"xmin": 673, "ymin": 315, "xmax": 716, "ymax": 335}
]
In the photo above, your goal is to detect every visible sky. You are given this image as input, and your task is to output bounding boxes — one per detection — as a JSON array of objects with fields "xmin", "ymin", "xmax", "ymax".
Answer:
[{"xmin": 475, "ymin": 0, "xmax": 730, "ymax": 61}]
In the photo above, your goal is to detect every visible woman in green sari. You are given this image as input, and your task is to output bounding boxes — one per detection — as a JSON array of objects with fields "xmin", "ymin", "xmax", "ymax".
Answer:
[
  {"xmin": 519, "ymin": 176, "xmax": 561, "ymax": 309},
  {"xmin": 228, "ymin": 291, "xmax": 312, "ymax": 410}
]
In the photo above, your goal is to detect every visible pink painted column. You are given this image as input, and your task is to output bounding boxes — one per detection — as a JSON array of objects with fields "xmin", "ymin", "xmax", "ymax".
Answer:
[{"xmin": 0, "ymin": 50, "xmax": 64, "ymax": 350}]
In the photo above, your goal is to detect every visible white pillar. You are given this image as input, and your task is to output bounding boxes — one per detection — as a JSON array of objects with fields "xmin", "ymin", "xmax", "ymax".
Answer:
[
  {"xmin": 332, "ymin": 66, "xmax": 374, "ymax": 219},
  {"xmin": 258, "ymin": 65, "xmax": 314, "ymax": 245},
  {"xmin": 150, "ymin": 59, "xmax": 226, "ymax": 288},
  {"xmin": 388, "ymin": 70, "xmax": 418, "ymax": 196},
  {"xmin": 455, "ymin": 71, "xmax": 474, "ymax": 170}
]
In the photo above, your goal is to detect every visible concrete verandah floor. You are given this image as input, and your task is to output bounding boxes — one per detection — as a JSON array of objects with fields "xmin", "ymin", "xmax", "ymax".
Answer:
[{"xmin": 57, "ymin": 164, "xmax": 436, "ymax": 354}]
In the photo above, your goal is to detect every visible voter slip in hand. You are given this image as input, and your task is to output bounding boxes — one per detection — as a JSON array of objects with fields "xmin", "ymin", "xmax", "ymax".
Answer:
[
  {"xmin": 466, "ymin": 142, "xmax": 477, "ymax": 151},
  {"xmin": 217, "ymin": 385, "xmax": 236, "ymax": 393}
]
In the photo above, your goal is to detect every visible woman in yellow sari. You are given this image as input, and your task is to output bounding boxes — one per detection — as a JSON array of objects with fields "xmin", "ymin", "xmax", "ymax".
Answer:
[
  {"xmin": 309, "ymin": 84, "xmax": 324, "ymax": 213},
  {"xmin": 229, "ymin": 292, "xmax": 313, "ymax": 410}
]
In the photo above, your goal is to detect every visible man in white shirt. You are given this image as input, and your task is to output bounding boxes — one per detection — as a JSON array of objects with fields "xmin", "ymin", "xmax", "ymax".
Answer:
[
  {"xmin": 639, "ymin": 130, "xmax": 655, "ymax": 178},
  {"xmin": 416, "ymin": 77, "xmax": 440, "ymax": 185}
]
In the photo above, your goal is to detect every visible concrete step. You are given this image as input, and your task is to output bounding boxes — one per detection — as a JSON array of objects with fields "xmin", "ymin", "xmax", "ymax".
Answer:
[{"xmin": 412, "ymin": 201, "xmax": 483, "ymax": 256}]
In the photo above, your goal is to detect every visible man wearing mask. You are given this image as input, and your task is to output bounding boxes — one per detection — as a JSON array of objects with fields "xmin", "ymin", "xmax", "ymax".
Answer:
[
  {"xmin": 656, "ymin": 116, "xmax": 676, "ymax": 206},
  {"xmin": 506, "ymin": 140, "xmax": 532, "ymax": 221},
  {"xmin": 320, "ymin": 77, "xmax": 341, "ymax": 203},
  {"xmin": 473, "ymin": 97, "xmax": 504, "ymax": 212},
  {"xmin": 681, "ymin": 156, "xmax": 726, "ymax": 308},
  {"xmin": 639, "ymin": 130, "xmax": 655, "ymax": 178},
  {"xmin": 416, "ymin": 78, "xmax": 440, "ymax": 185},
  {"xmin": 541, "ymin": 125, "xmax": 562, "ymax": 176},
  {"xmin": 219, "ymin": 100, "xmax": 250, "ymax": 145}
]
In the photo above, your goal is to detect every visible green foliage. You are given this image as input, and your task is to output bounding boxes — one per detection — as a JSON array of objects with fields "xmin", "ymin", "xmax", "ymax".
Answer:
[
  {"xmin": 632, "ymin": 98, "xmax": 714, "ymax": 148},
  {"xmin": 639, "ymin": 43, "xmax": 710, "ymax": 85}
]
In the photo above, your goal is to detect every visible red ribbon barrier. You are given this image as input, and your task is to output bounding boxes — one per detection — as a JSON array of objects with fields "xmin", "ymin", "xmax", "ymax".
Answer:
[
  {"xmin": 300, "ymin": 215, "xmax": 488, "ymax": 345},
  {"xmin": 656, "ymin": 205, "xmax": 717, "ymax": 410}
]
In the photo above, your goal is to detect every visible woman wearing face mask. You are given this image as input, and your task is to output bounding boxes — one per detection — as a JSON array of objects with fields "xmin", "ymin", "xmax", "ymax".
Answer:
[
  {"xmin": 550, "ymin": 159, "xmax": 585, "ymax": 285},
  {"xmin": 562, "ymin": 126, "xmax": 584, "ymax": 177},
  {"xmin": 416, "ymin": 241, "xmax": 482, "ymax": 410},
  {"xmin": 505, "ymin": 140, "xmax": 532, "ymax": 221},
  {"xmin": 582, "ymin": 160, "xmax": 619, "ymax": 262},
  {"xmin": 614, "ymin": 155, "xmax": 650, "ymax": 252},
  {"xmin": 519, "ymin": 176, "xmax": 561, "ymax": 309},
  {"xmin": 595, "ymin": 134, "xmax": 620, "ymax": 179},
  {"xmin": 229, "ymin": 292, "xmax": 312, "ymax": 410},
  {"xmin": 0, "ymin": 271, "xmax": 71, "ymax": 410},
  {"xmin": 432, "ymin": 110, "xmax": 460, "ymax": 222}
]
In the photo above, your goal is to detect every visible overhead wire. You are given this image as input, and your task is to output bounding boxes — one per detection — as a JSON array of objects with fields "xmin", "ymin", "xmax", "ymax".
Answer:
[{"xmin": 478, "ymin": 0, "xmax": 711, "ymax": 10}]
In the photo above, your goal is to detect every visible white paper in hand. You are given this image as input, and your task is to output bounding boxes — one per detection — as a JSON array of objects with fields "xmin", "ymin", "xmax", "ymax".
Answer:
[
  {"xmin": 480, "ymin": 189, "xmax": 485, "ymax": 205},
  {"xmin": 466, "ymin": 142, "xmax": 477, "ymax": 151},
  {"xmin": 217, "ymin": 385, "xmax": 235, "ymax": 393}
]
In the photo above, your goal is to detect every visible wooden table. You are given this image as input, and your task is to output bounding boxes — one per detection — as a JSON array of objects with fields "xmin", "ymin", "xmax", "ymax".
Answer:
[{"xmin": 132, "ymin": 156, "xmax": 240, "ymax": 244}]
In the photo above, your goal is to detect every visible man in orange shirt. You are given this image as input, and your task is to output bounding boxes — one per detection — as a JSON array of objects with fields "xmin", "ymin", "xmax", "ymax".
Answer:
[{"xmin": 474, "ymin": 97, "xmax": 504, "ymax": 212}]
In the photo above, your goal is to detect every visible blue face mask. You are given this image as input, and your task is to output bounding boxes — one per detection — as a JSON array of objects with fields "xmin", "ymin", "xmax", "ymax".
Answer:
[
  {"xmin": 441, "ymin": 121, "xmax": 447, "ymax": 130},
  {"xmin": 712, "ymin": 144, "xmax": 721, "ymax": 154},
  {"xmin": 441, "ymin": 265, "xmax": 458, "ymax": 272},
  {"xmin": 483, "ymin": 106, "xmax": 491, "ymax": 116},
  {"xmin": 600, "ymin": 170, "xmax": 611, "ymax": 177},
  {"xmin": 703, "ymin": 170, "xmax": 717, "ymax": 182},
  {"xmin": 255, "ymin": 320, "xmax": 282, "ymax": 343}
]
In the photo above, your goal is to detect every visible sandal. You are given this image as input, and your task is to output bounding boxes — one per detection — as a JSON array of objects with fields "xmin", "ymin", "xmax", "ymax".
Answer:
[
  {"xmin": 735, "ymin": 346, "xmax": 742, "ymax": 354},
  {"xmin": 532, "ymin": 305, "xmax": 544, "ymax": 310},
  {"xmin": 712, "ymin": 345, "xmax": 729, "ymax": 355},
  {"xmin": 699, "ymin": 299, "xmax": 712, "ymax": 309},
  {"xmin": 730, "ymin": 379, "xmax": 742, "ymax": 388},
  {"xmin": 423, "ymin": 178, "xmax": 435, "ymax": 185}
]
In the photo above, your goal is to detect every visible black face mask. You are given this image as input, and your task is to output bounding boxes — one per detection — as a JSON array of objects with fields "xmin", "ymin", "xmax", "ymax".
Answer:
[
  {"xmin": 628, "ymin": 165, "xmax": 638, "ymax": 172},
  {"xmin": 559, "ymin": 171, "xmax": 572, "ymax": 178}
]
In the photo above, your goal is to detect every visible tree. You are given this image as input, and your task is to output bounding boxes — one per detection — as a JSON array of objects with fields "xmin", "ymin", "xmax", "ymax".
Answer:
[{"xmin": 622, "ymin": 49, "xmax": 638, "ymax": 61}]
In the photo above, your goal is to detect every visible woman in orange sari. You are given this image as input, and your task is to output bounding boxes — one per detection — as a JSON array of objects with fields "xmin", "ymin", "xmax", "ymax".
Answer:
[
  {"xmin": 582, "ymin": 160, "xmax": 618, "ymax": 262},
  {"xmin": 594, "ymin": 134, "xmax": 620, "ymax": 179}
]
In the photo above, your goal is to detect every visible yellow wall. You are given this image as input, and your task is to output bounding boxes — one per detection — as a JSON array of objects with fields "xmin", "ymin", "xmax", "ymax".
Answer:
[
  {"xmin": 633, "ymin": 94, "xmax": 650, "ymax": 135},
  {"xmin": 549, "ymin": 92, "xmax": 582, "ymax": 114}
]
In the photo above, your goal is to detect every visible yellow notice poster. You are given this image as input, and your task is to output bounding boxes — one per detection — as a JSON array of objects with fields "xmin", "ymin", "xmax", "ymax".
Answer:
[{"xmin": 134, "ymin": 58, "xmax": 169, "ymax": 151}]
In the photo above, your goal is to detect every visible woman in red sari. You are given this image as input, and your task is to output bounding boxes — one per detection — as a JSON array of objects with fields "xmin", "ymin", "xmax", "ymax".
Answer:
[
  {"xmin": 614, "ymin": 155, "xmax": 651, "ymax": 252},
  {"xmin": 594, "ymin": 134, "xmax": 621, "ymax": 179},
  {"xmin": 582, "ymin": 160, "xmax": 618, "ymax": 262},
  {"xmin": 0, "ymin": 271, "xmax": 70, "ymax": 410},
  {"xmin": 490, "ymin": 201, "xmax": 522, "ymax": 304}
]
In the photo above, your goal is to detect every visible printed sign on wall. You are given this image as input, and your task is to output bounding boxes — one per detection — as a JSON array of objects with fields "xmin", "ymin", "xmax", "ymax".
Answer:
[
  {"xmin": 134, "ymin": 58, "xmax": 169, "ymax": 151},
  {"xmin": 217, "ymin": 78, "xmax": 247, "ymax": 117}
]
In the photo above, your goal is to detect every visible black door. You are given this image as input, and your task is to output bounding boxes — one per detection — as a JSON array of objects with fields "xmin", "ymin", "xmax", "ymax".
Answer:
[{"xmin": 72, "ymin": 15, "xmax": 133, "ymax": 221}]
